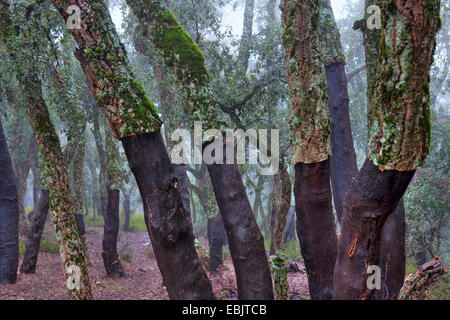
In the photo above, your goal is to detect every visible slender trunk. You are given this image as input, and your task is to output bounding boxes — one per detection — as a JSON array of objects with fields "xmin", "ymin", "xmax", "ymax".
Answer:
[
  {"xmin": 334, "ymin": 160, "xmax": 415, "ymax": 300},
  {"xmin": 374, "ymin": 200, "xmax": 406, "ymax": 300},
  {"xmin": 102, "ymin": 190, "xmax": 127, "ymax": 277},
  {"xmin": 207, "ymin": 214, "xmax": 226, "ymax": 273},
  {"xmin": 334, "ymin": 0, "xmax": 441, "ymax": 300},
  {"xmin": 0, "ymin": 117, "xmax": 19, "ymax": 284},
  {"xmin": 282, "ymin": 0, "xmax": 337, "ymax": 300},
  {"xmin": 0, "ymin": 2, "xmax": 92, "ymax": 298},
  {"xmin": 122, "ymin": 132, "xmax": 214, "ymax": 299},
  {"xmin": 294, "ymin": 160, "xmax": 337, "ymax": 300},
  {"xmin": 206, "ymin": 137, "xmax": 274, "ymax": 300},
  {"xmin": 20, "ymin": 190, "xmax": 50, "ymax": 274},
  {"xmin": 325, "ymin": 62, "xmax": 358, "ymax": 222},
  {"xmin": 122, "ymin": 193, "xmax": 131, "ymax": 232}
]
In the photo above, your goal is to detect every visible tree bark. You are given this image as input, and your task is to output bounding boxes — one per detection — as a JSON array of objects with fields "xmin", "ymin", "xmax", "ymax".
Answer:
[
  {"xmin": 0, "ymin": 117, "xmax": 19, "ymax": 284},
  {"xmin": 399, "ymin": 257, "xmax": 448, "ymax": 300},
  {"xmin": 374, "ymin": 200, "xmax": 406, "ymax": 299},
  {"xmin": 102, "ymin": 190, "xmax": 127, "ymax": 278},
  {"xmin": 334, "ymin": 159, "xmax": 415, "ymax": 300},
  {"xmin": 294, "ymin": 160, "xmax": 337, "ymax": 300},
  {"xmin": 0, "ymin": 1, "xmax": 92, "ymax": 298},
  {"xmin": 207, "ymin": 214, "xmax": 226, "ymax": 273},
  {"xmin": 282, "ymin": 0, "xmax": 337, "ymax": 300},
  {"xmin": 205, "ymin": 137, "xmax": 274, "ymax": 300},
  {"xmin": 122, "ymin": 132, "xmax": 215, "ymax": 299},
  {"xmin": 122, "ymin": 193, "xmax": 131, "ymax": 232},
  {"xmin": 20, "ymin": 190, "xmax": 50, "ymax": 274}
]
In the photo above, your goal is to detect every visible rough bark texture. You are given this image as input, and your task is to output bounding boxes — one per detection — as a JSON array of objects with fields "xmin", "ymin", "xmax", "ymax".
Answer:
[
  {"xmin": 334, "ymin": 159, "xmax": 415, "ymax": 300},
  {"xmin": 206, "ymin": 136, "xmax": 274, "ymax": 300},
  {"xmin": 102, "ymin": 190, "xmax": 127, "ymax": 278},
  {"xmin": 122, "ymin": 132, "xmax": 214, "ymax": 299},
  {"xmin": 125, "ymin": 0, "xmax": 227, "ymax": 131},
  {"xmin": 399, "ymin": 257, "xmax": 448, "ymax": 300},
  {"xmin": 51, "ymin": 0, "xmax": 213, "ymax": 299},
  {"xmin": 0, "ymin": 117, "xmax": 19, "ymax": 284},
  {"xmin": 282, "ymin": 0, "xmax": 331, "ymax": 164},
  {"xmin": 272, "ymin": 161, "xmax": 292, "ymax": 252},
  {"xmin": 282, "ymin": 0, "xmax": 337, "ymax": 300},
  {"xmin": 20, "ymin": 190, "xmax": 50, "ymax": 274},
  {"xmin": 294, "ymin": 160, "xmax": 337, "ymax": 300},
  {"xmin": 333, "ymin": 0, "xmax": 441, "ymax": 300},
  {"xmin": 207, "ymin": 214, "xmax": 226, "ymax": 273},
  {"xmin": 1, "ymin": 1, "xmax": 92, "ymax": 299},
  {"xmin": 367, "ymin": 0, "xmax": 441, "ymax": 171}
]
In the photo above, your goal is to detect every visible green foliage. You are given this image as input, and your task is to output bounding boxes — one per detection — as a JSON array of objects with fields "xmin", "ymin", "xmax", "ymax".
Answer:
[
  {"xmin": 40, "ymin": 239, "xmax": 60, "ymax": 254},
  {"xmin": 269, "ymin": 251, "xmax": 289, "ymax": 300},
  {"xmin": 19, "ymin": 239, "xmax": 26, "ymax": 257}
]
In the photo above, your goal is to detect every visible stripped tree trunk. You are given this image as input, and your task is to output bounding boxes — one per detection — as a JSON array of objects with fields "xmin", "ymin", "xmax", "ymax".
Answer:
[
  {"xmin": 334, "ymin": 1, "xmax": 441, "ymax": 299},
  {"xmin": 51, "ymin": 0, "xmax": 214, "ymax": 300},
  {"xmin": 207, "ymin": 214, "xmax": 226, "ymax": 273},
  {"xmin": 282, "ymin": 0, "xmax": 337, "ymax": 300},
  {"xmin": 206, "ymin": 136, "xmax": 274, "ymax": 299},
  {"xmin": 0, "ymin": 117, "xmax": 19, "ymax": 284}
]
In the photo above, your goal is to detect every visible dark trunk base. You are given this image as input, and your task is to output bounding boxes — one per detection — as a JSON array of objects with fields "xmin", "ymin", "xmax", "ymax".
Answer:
[
  {"xmin": 207, "ymin": 155, "xmax": 274, "ymax": 300},
  {"xmin": 122, "ymin": 131, "xmax": 214, "ymax": 300},
  {"xmin": 333, "ymin": 159, "xmax": 415, "ymax": 300},
  {"xmin": 0, "ymin": 118, "xmax": 19, "ymax": 284},
  {"xmin": 102, "ymin": 190, "xmax": 127, "ymax": 278},
  {"xmin": 207, "ymin": 214, "xmax": 226, "ymax": 273},
  {"xmin": 373, "ymin": 199, "xmax": 406, "ymax": 300},
  {"xmin": 294, "ymin": 160, "xmax": 337, "ymax": 300},
  {"xmin": 20, "ymin": 190, "xmax": 50, "ymax": 274}
]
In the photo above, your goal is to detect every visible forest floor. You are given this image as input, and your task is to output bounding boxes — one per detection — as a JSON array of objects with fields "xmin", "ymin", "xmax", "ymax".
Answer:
[{"xmin": 0, "ymin": 224, "xmax": 310, "ymax": 300}]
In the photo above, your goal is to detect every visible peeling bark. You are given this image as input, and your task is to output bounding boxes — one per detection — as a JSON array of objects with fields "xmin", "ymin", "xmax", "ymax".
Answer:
[
  {"xmin": 282, "ymin": 0, "xmax": 337, "ymax": 300},
  {"xmin": 399, "ymin": 257, "xmax": 448, "ymax": 300},
  {"xmin": 50, "ymin": 0, "xmax": 213, "ymax": 299}
]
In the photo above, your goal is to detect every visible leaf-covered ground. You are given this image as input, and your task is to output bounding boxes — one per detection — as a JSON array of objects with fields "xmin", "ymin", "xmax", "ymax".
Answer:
[{"xmin": 0, "ymin": 226, "xmax": 310, "ymax": 300}]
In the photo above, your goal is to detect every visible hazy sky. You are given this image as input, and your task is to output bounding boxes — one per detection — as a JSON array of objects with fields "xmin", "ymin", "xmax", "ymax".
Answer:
[{"xmin": 112, "ymin": 0, "xmax": 350, "ymax": 37}]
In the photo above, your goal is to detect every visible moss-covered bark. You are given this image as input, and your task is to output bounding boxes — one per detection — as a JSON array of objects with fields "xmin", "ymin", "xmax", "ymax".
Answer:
[
  {"xmin": 282, "ymin": 0, "xmax": 337, "ymax": 300},
  {"xmin": 51, "ymin": 0, "xmax": 214, "ymax": 299},
  {"xmin": 282, "ymin": 0, "xmax": 331, "ymax": 164},
  {"xmin": 0, "ymin": 0, "xmax": 92, "ymax": 299},
  {"xmin": 367, "ymin": 0, "xmax": 440, "ymax": 171},
  {"xmin": 125, "ymin": 0, "xmax": 227, "ymax": 131},
  {"xmin": 51, "ymin": 0, "xmax": 161, "ymax": 138},
  {"xmin": 319, "ymin": 0, "xmax": 346, "ymax": 65},
  {"xmin": 334, "ymin": 1, "xmax": 441, "ymax": 299}
]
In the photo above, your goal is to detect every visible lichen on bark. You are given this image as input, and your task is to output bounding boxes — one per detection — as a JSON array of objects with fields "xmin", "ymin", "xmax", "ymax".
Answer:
[
  {"xmin": 319, "ymin": 0, "xmax": 346, "ymax": 65},
  {"xmin": 0, "ymin": 0, "xmax": 92, "ymax": 299},
  {"xmin": 125, "ymin": 0, "xmax": 228, "ymax": 131},
  {"xmin": 51, "ymin": 0, "xmax": 162, "ymax": 139},
  {"xmin": 367, "ymin": 0, "xmax": 441, "ymax": 171},
  {"xmin": 282, "ymin": 0, "xmax": 331, "ymax": 165}
]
